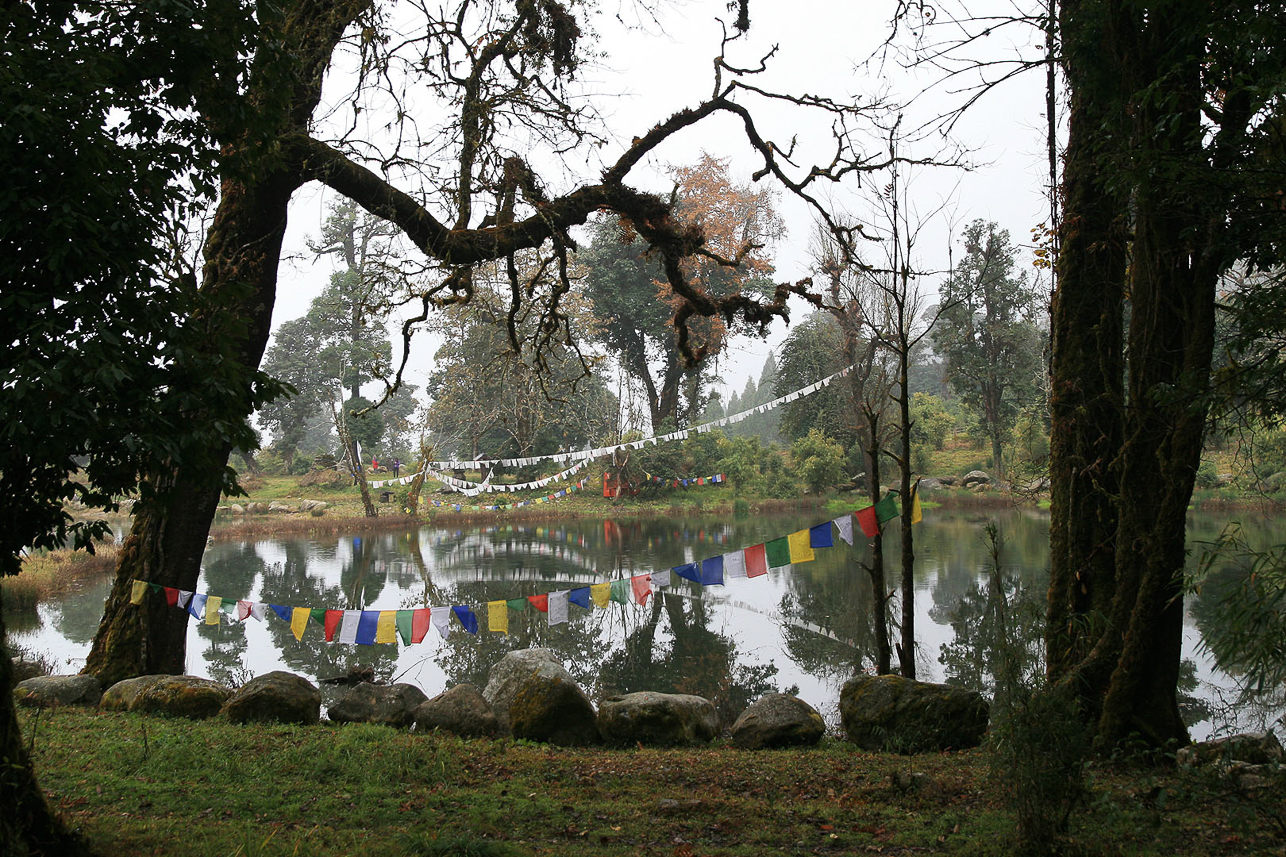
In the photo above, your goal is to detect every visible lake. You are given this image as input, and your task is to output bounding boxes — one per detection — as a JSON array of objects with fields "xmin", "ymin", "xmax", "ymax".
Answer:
[{"xmin": 11, "ymin": 505, "xmax": 1284, "ymax": 740}]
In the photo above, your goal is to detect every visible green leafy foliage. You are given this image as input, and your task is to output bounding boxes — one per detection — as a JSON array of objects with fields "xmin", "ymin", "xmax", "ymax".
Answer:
[
  {"xmin": 790, "ymin": 429, "xmax": 847, "ymax": 495},
  {"xmin": 776, "ymin": 313, "xmax": 855, "ymax": 448}
]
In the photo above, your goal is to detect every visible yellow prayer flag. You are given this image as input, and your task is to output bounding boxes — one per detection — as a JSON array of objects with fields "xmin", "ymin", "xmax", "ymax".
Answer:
[
  {"xmin": 488, "ymin": 600, "xmax": 508, "ymax": 635},
  {"xmin": 204, "ymin": 595, "xmax": 223, "ymax": 625},
  {"xmin": 376, "ymin": 610, "xmax": 397, "ymax": 644},
  {"xmin": 910, "ymin": 486, "xmax": 922, "ymax": 524},
  {"xmin": 130, "ymin": 580, "xmax": 148, "ymax": 605},
  {"xmin": 290, "ymin": 606, "xmax": 310, "ymax": 641},
  {"xmin": 590, "ymin": 582, "xmax": 611, "ymax": 608},
  {"xmin": 787, "ymin": 529, "xmax": 816, "ymax": 564}
]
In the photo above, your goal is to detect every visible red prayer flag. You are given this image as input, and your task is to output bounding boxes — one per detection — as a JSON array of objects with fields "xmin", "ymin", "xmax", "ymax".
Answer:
[
  {"xmin": 324, "ymin": 609, "xmax": 343, "ymax": 642},
  {"xmin": 163, "ymin": 586, "xmax": 179, "ymax": 607},
  {"xmin": 856, "ymin": 506, "xmax": 880, "ymax": 537},
  {"xmin": 529, "ymin": 593, "xmax": 549, "ymax": 613},
  {"xmin": 631, "ymin": 574, "xmax": 653, "ymax": 606},
  {"xmin": 411, "ymin": 608, "xmax": 432, "ymax": 644},
  {"xmin": 744, "ymin": 543, "xmax": 768, "ymax": 578}
]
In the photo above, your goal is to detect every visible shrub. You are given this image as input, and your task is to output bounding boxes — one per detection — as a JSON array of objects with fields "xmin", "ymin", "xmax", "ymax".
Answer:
[{"xmin": 790, "ymin": 429, "xmax": 846, "ymax": 495}]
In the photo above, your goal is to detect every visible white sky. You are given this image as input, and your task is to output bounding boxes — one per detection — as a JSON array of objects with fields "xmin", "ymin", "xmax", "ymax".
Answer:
[{"xmin": 270, "ymin": 0, "xmax": 1053, "ymax": 414}]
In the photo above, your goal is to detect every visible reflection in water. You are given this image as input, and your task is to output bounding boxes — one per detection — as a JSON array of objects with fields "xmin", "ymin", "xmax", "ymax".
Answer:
[{"xmin": 9, "ymin": 508, "xmax": 1283, "ymax": 737}]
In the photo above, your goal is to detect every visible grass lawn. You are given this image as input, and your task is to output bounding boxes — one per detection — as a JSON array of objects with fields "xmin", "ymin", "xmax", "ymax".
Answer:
[{"xmin": 21, "ymin": 707, "xmax": 1285, "ymax": 856}]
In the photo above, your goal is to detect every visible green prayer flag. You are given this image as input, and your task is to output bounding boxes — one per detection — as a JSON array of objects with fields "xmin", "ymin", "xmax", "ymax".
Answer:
[
  {"xmin": 395, "ymin": 610, "xmax": 414, "ymax": 646},
  {"xmin": 221, "ymin": 600, "xmax": 237, "ymax": 614},
  {"xmin": 765, "ymin": 537, "xmax": 791, "ymax": 568},
  {"xmin": 874, "ymin": 492, "xmax": 899, "ymax": 523},
  {"xmin": 610, "ymin": 579, "xmax": 630, "ymax": 604},
  {"xmin": 506, "ymin": 597, "xmax": 529, "ymax": 612},
  {"xmin": 309, "ymin": 607, "xmax": 327, "ymax": 625}
]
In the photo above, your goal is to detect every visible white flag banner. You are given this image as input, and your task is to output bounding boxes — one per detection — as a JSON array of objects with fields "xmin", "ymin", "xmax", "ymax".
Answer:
[
  {"xmin": 834, "ymin": 514, "xmax": 855, "ymax": 546},
  {"xmin": 724, "ymin": 551, "xmax": 748, "ymax": 580},
  {"xmin": 431, "ymin": 606, "xmax": 453, "ymax": 639},
  {"xmin": 177, "ymin": 590, "xmax": 192, "ymax": 609},
  {"xmin": 652, "ymin": 569, "xmax": 671, "ymax": 588},
  {"xmin": 338, "ymin": 610, "xmax": 361, "ymax": 644},
  {"xmin": 250, "ymin": 602, "xmax": 267, "ymax": 622},
  {"xmin": 548, "ymin": 590, "xmax": 569, "ymax": 626}
]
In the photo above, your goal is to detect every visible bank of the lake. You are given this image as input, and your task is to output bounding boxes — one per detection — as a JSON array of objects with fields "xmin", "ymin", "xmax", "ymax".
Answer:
[{"xmin": 20, "ymin": 705, "xmax": 1285, "ymax": 857}]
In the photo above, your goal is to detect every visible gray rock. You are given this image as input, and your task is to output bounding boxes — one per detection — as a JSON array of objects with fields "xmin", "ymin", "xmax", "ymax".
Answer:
[
  {"xmin": 131, "ymin": 675, "xmax": 233, "ymax": 719},
  {"xmin": 298, "ymin": 499, "xmax": 328, "ymax": 513},
  {"xmin": 267, "ymin": 500, "xmax": 297, "ymax": 513},
  {"xmin": 483, "ymin": 647, "xmax": 577, "ymax": 732},
  {"xmin": 100, "ymin": 675, "xmax": 169, "ymax": 711},
  {"xmin": 221, "ymin": 671, "xmax": 321, "ymax": 725},
  {"xmin": 229, "ymin": 503, "xmax": 245, "ymax": 515},
  {"xmin": 413, "ymin": 684, "xmax": 499, "ymax": 738},
  {"xmin": 730, "ymin": 693, "xmax": 826, "ymax": 749},
  {"xmin": 839, "ymin": 674, "xmax": 989, "ymax": 754},
  {"xmin": 1177, "ymin": 731, "xmax": 1283, "ymax": 767},
  {"xmin": 327, "ymin": 682, "xmax": 428, "ymax": 728},
  {"xmin": 509, "ymin": 673, "xmax": 599, "ymax": 746},
  {"xmin": 961, "ymin": 470, "xmax": 991, "ymax": 487},
  {"xmin": 14, "ymin": 675, "xmax": 102, "ymax": 708},
  {"xmin": 598, "ymin": 691, "xmax": 719, "ymax": 747},
  {"xmin": 916, "ymin": 477, "xmax": 945, "ymax": 491}
]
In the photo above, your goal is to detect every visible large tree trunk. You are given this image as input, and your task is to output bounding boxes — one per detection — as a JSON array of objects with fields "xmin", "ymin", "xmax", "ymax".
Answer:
[
  {"xmin": 83, "ymin": 0, "xmax": 367, "ymax": 684},
  {"xmin": 862, "ymin": 405, "xmax": 893, "ymax": 675},
  {"xmin": 1, "ymin": 591, "xmax": 88, "ymax": 856}
]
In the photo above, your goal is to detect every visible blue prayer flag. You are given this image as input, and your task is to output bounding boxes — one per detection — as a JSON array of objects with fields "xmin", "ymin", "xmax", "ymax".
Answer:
[
  {"xmin": 269, "ymin": 603, "xmax": 291, "ymax": 623},
  {"xmin": 700, "ymin": 556, "xmax": 724, "ymax": 586},
  {"xmin": 674, "ymin": 562, "xmax": 700, "ymax": 583},
  {"xmin": 355, "ymin": 611, "xmax": 379, "ymax": 645},
  {"xmin": 569, "ymin": 587, "xmax": 592, "ymax": 609},
  {"xmin": 809, "ymin": 522, "xmax": 834, "ymax": 549},
  {"xmin": 189, "ymin": 593, "xmax": 208, "ymax": 620},
  {"xmin": 453, "ymin": 605, "xmax": 478, "ymax": 634}
]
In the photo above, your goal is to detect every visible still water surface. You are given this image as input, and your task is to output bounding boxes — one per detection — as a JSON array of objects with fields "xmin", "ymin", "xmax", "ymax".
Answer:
[{"xmin": 13, "ymin": 507, "xmax": 1284, "ymax": 739}]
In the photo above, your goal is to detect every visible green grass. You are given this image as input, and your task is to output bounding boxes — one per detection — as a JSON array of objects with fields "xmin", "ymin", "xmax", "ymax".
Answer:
[{"xmin": 20, "ymin": 707, "xmax": 1286, "ymax": 856}]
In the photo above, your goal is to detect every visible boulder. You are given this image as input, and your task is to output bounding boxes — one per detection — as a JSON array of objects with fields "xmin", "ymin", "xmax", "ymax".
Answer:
[
  {"xmin": 244, "ymin": 501, "xmax": 269, "ymax": 514},
  {"xmin": 839, "ymin": 674, "xmax": 989, "ymax": 754},
  {"xmin": 229, "ymin": 504, "xmax": 245, "ymax": 515},
  {"xmin": 508, "ymin": 674, "xmax": 599, "ymax": 746},
  {"xmin": 298, "ymin": 499, "xmax": 329, "ymax": 513},
  {"xmin": 730, "ymin": 694, "xmax": 826, "ymax": 749},
  {"xmin": 221, "ymin": 671, "xmax": 321, "ymax": 725},
  {"xmin": 327, "ymin": 682, "xmax": 428, "ymax": 728},
  {"xmin": 131, "ymin": 676, "xmax": 233, "ymax": 719},
  {"xmin": 14, "ymin": 675, "xmax": 102, "ymax": 708},
  {"xmin": 413, "ymin": 684, "xmax": 499, "ymax": 738},
  {"xmin": 1177, "ymin": 731, "xmax": 1283, "ymax": 767},
  {"xmin": 597, "ymin": 691, "xmax": 719, "ymax": 747},
  {"xmin": 100, "ymin": 675, "xmax": 169, "ymax": 711},
  {"xmin": 961, "ymin": 470, "xmax": 991, "ymax": 488},
  {"xmin": 916, "ymin": 477, "xmax": 945, "ymax": 491},
  {"xmin": 483, "ymin": 647, "xmax": 577, "ymax": 732},
  {"xmin": 267, "ymin": 500, "xmax": 298, "ymax": 513}
]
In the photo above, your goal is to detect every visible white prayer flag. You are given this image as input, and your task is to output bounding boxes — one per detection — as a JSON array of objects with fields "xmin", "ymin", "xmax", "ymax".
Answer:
[
  {"xmin": 177, "ymin": 590, "xmax": 193, "ymax": 609},
  {"xmin": 431, "ymin": 606, "xmax": 453, "ymax": 639},
  {"xmin": 249, "ymin": 602, "xmax": 267, "ymax": 622},
  {"xmin": 339, "ymin": 610, "xmax": 361, "ymax": 644},
  {"xmin": 652, "ymin": 569, "xmax": 671, "ymax": 588},
  {"xmin": 724, "ymin": 551, "xmax": 748, "ymax": 579},
  {"xmin": 549, "ymin": 590, "xmax": 569, "ymax": 626},
  {"xmin": 834, "ymin": 514, "xmax": 855, "ymax": 545}
]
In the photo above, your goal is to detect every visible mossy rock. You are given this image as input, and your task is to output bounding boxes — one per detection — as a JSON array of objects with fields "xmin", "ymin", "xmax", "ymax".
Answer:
[
  {"xmin": 14, "ymin": 675, "xmax": 102, "ymax": 708},
  {"xmin": 509, "ymin": 675, "xmax": 598, "ymax": 746},
  {"xmin": 731, "ymin": 693, "xmax": 826, "ymax": 749},
  {"xmin": 221, "ymin": 671, "xmax": 321, "ymax": 725},
  {"xmin": 130, "ymin": 675, "xmax": 233, "ymax": 720},
  {"xmin": 597, "ymin": 691, "xmax": 718, "ymax": 747},
  {"xmin": 100, "ymin": 675, "xmax": 169, "ymax": 711},
  {"xmin": 839, "ymin": 674, "xmax": 988, "ymax": 754}
]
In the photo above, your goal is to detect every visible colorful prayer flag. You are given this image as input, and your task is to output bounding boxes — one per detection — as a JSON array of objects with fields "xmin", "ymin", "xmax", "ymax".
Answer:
[
  {"xmin": 674, "ymin": 562, "xmax": 700, "ymax": 584},
  {"xmin": 291, "ymin": 606, "xmax": 311, "ymax": 640},
  {"xmin": 178, "ymin": 590, "xmax": 194, "ymax": 610},
  {"xmin": 325, "ymin": 610, "xmax": 343, "ymax": 642},
  {"xmin": 164, "ymin": 587, "xmax": 180, "ymax": 607},
  {"xmin": 355, "ymin": 611, "xmax": 379, "ymax": 645},
  {"xmin": 549, "ymin": 590, "xmax": 569, "ymax": 626},
  {"xmin": 590, "ymin": 582, "xmax": 611, "ymax": 608},
  {"xmin": 452, "ymin": 606, "xmax": 478, "ymax": 635},
  {"xmin": 431, "ymin": 606, "xmax": 453, "ymax": 639},
  {"xmin": 488, "ymin": 601, "xmax": 508, "ymax": 635},
  {"xmin": 809, "ymin": 522, "xmax": 834, "ymax": 549},
  {"xmin": 833, "ymin": 514, "xmax": 854, "ymax": 545},
  {"xmin": 310, "ymin": 607, "xmax": 326, "ymax": 627},
  {"xmin": 205, "ymin": 596, "xmax": 223, "ymax": 625},
  {"xmin": 700, "ymin": 556, "xmax": 724, "ymax": 586},
  {"xmin": 270, "ymin": 603, "xmax": 291, "ymax": 623},
  {"xmin": 874, "ymin": 492, "xmax": 899, "ymax": 523},
  {"xmin": 506, "ymin": 597, "xmax": 529, "ymax": 612},
  {"xmin": 412, "ymin": 608, "xmax": 432, "ymax": 643},
  {"xmin": 744, "ymin": 544, "xmax": 768, "ymax": 578},
  {"xmin": 610, "ymin": 580, "xmax": 630, "ymax": 604},
  {"xmin": 765, "ymin": 537, "xmax": 791, "ymax": 568},
  {"xmin": 237, "ymin": 600, "xmax": 253, "ymax": 622},
  {"xmin": 395, "ymin": 610, "xmax": 414, "ymax": 645},
  {"xmin": 910, "ymin": 481, "xmax": 922, "ymax": 524},
  {"xmin": 856, "ymin": 505, "xmax": 880, "ymax": 537},
  {"xmin": 188, "ymin": 592, "xmax": 208, "ymax": 620},
  {"xmin": 339, "ymin": 610, "xmax": 361, "ymax": 644},
  {"xmin": 631, "ymin": 574, "xmax": 653, "ymax": 606},
  {"xmin": 653, "ymin": 569, "xmax": 671, "ymax": 588},
  {"xmin": 130, "ymin": 580, "xmax": 147, "ymax": 605},
  {"xmin": 787, "ymin": 530, "xmax": 816, "ymax": 564},
  {"xmin": 528, "ymin": 593, "xmax": 549, "ymax": 613},
  {"xmin": 569, "ymin": 588, "xmax": 591, "ymax": 609},
  {"xmin": 376, "ymin": 611, "xmax": 398, "ymax": 644},
  {"xmin": 724, "ymin": 551, "xmax": 747, "ymax": 579}
]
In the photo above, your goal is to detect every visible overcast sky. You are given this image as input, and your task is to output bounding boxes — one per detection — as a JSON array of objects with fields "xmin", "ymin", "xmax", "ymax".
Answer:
[{"xmin": 270, "ymin": 0, "xmax": 1053, "ymax": 416}]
